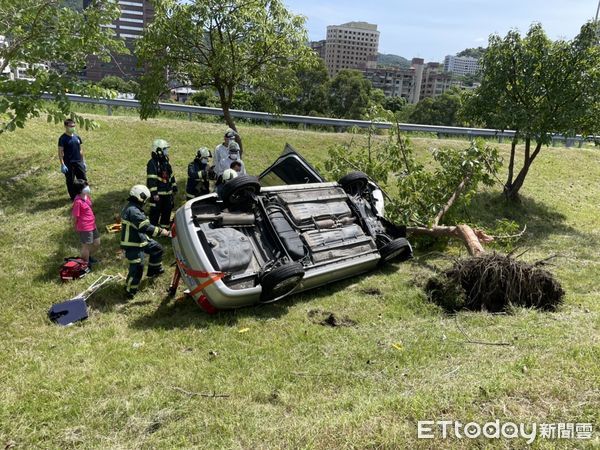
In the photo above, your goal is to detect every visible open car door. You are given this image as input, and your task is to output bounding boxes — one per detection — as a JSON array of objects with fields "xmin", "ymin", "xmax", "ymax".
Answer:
[{"xmin": 258, "ymin": 144, "xmax": 326, "ymax": 186}]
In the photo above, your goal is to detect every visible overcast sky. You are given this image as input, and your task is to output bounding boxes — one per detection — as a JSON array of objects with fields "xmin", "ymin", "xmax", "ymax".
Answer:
[{"xmin": 283, "ymin": 0, "xmax": 598, "ymax": 61}]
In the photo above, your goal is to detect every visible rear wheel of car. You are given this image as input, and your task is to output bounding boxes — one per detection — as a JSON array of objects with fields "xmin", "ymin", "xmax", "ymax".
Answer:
[
  {"xmin": 260, "ymin": 262, "xmax": 305, "ymax": 303},
  {"xmin": 222, "ymin": 175, "xmax": 261, "ymax": 207},
  {"xmin": 338, "ymin": 171, "xmax": 369, "ymax": 195},
  {"xmin": 379, "ymin": 238, "xmax": 412, "ymax": 264}
]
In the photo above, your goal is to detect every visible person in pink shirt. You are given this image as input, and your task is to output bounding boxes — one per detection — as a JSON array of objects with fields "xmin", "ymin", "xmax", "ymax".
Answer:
[{"xmin": 71, "ymin": 180, "xmax": 100, "ymax": 267}]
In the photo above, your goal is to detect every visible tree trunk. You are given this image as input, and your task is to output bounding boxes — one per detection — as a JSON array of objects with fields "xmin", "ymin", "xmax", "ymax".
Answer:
[
  {"xmin": 504, "ymin": 133, "xmax": 518, "ymax": 197},
  {"xmin": 217, "ymin": 87, "xmax": 244, "ymax": 156},
  {"xmin": 504, "ymin": 139, "xmax": 543, "ymax": 201},
  {"xmin": 407, "ymin": 225, "xmax": 492, "ymax": 257}
]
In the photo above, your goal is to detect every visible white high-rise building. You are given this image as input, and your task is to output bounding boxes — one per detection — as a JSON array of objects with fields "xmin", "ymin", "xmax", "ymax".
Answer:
[{"xmin": 443, "ymin": 55, "xmax": 481, "ymax": 76}]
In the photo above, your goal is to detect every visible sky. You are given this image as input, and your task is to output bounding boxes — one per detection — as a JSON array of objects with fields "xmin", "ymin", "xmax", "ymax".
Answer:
[{"xmin": 283, "ymin": 0, "xmax": 598, "ymax": 61}]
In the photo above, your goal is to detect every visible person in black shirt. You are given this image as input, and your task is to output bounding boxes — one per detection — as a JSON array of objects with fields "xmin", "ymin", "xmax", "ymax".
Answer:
[{"xmin": 58, "ymin": 119, "xmax": 87, "ymax": 200}]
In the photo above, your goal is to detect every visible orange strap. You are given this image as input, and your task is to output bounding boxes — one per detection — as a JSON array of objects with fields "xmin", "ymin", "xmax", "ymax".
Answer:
[{"xmin": 175, "ymin": 259, "xmax": 227, "ymax": 298}]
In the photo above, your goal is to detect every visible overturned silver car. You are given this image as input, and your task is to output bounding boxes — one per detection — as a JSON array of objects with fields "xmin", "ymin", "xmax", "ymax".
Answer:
[{"xmin": 170, "ymin": 145, "xmax": 412, "ymax": 312}]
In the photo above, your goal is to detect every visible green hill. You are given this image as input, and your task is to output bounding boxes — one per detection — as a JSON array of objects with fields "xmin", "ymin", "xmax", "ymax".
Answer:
[
  {"xmin": 0, "ymin": 114, "xmax": 598, "ymax": 448},
  {"xmin": 377, "ymin": 53, "xmax": 411, "ymax": 69}
]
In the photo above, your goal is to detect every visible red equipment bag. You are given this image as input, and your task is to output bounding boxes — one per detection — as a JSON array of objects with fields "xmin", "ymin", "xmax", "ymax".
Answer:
[{"xmin": 60, "ymin": 257, "xmax": 90, "ymax": 282}]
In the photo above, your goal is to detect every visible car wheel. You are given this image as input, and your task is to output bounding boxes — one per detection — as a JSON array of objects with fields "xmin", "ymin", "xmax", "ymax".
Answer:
[
  {"xmin": 222, "ymin": 175, "xmax": 261, "ymax": 207},
  {"xmin": 338, "ymin": 171, "xmax": 369, "ymax": 195},
  {"xmin": 260, "ymin": 262, "xmax": 305, "ymax": 303},
  {"xmin": 379, "ymin": 238, "xmax": 412, "ymax": 264}
]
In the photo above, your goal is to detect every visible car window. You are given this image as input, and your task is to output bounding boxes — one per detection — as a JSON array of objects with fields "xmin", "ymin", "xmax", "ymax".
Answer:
[{"xmin": 259, "ymin": 155, "xmax": 323, "ymax": 186}]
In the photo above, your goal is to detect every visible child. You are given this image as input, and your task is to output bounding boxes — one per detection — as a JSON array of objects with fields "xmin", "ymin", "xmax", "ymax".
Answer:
[{"xmin": 71, "ymin": 179, "xmax": 100, "ymax": 267}]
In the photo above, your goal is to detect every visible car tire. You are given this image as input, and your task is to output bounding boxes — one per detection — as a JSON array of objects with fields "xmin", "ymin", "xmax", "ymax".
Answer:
[
  {"xmin": 379, "ymin": 238, "xmax": 412, "ymax": 264},
  {"xmin": 221, "ymin": 175, "xmax": 261, "ymax": 206},
  {"xmin": 260, "ymin": 262, "xmax": 305, "ymax": 303},
  {"xmin": 338, "ymin": 171, "xmax": 369, "ymax": 194}
]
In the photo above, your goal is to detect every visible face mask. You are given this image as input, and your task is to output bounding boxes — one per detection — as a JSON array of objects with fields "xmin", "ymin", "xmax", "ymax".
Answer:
[
  {"xmin": 201, "ymin": 157, "xmax": 208, "ymax": 164},
  {"xmin": 162, "ymin": 149, "xmax": 169, "ymax": 157},
  {"xmin": 67, "ymin": 127, "xmax": 75, "ymax": 133},
  {"xmin": 229, "ymin": 153, "xmax": 237, "ymax": 160},
  {"xmin": 82, "ymin": 186, "xmax": 91, "ymax": 195}
]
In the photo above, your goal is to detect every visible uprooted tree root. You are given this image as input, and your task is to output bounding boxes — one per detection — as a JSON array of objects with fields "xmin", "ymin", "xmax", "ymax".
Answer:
[{"xmin": 425, "ymin": 253, "xmax": 565, "ymax": 313}]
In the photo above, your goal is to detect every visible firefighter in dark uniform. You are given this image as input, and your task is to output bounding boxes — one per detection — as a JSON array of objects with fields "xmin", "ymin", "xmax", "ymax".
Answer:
[
  {"xmin": 147, "ymin": 139, "xmax": 177, "ymax": 226},
  {"xmin": 186, "ymin": 147, "xmax": 212, "ymax": 199},
  {"xmin": 120, "ymin": 184, "xmax": 170, "ymax": 298}
]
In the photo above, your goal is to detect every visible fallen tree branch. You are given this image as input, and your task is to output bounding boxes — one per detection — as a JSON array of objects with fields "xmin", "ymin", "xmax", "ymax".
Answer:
[
  {"xmin": 487, "ymin": 224, "xmax": 527, "ymax": 240},
  {"xmin": 407, "ymin": 225, "xmax": 494, "ymax": 257}
]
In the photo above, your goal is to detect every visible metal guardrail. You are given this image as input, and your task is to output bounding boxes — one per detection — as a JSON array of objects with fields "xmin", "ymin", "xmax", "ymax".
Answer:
[{"xmin": 46, "ymin": 93, "xmax": 596, "ymax": 147}]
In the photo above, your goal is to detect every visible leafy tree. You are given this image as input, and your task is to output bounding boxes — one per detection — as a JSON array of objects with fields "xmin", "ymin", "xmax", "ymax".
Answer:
[
  {"xmin": 382, "ymin": 96, "xmax": 407, "ymax": 113},
  {"xmin": 327, "ymin": 70, "xmax": 382, "ymax": 120},
  {"xmin": 0, "ymin": 0, "xmax": 126, "ymax": 133},
  {"xmin": 137, "ymin": 0, "xmax": 317, "ymax": 151},
  {"xmin": 280, "ymin": 59, "xmax": 329, "ymax": 116},
  {"xmin": 409, "ymin": 89, "xmax": 464, "ymax": 126},
  {"xmin": 456, "ymin": 47, "xmax": 486, "ymax": 59},
  {"xmin": 322, "ymin": 112, "xmax": 501, "ymax": 255},
  {"xmin": 462, "ymin": 22, "xmax": 600, "ymax": 200},
  {"xmin": 97, "ymin": 76, "xmax": 139, "ymax": 95},
  {"xmin": 189, "ymin": 90, "xmax": 219, "ymax": 107}
]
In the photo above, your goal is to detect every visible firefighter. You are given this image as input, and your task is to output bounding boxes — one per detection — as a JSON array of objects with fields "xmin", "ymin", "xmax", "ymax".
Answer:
[
  {"xmin": 147, "ymin": 138, "xmax": 177, "ymax": 227},
  {"xmin": 120, "ymin": 184, "xmax": 170, "ymax": 298},
  {"xmin": 186, "ymin": 147, "xmax": 212, "ymax": 199},
  {"xmin": 215, "ymin": 168, "xmax": 238, "ymax": 199}
]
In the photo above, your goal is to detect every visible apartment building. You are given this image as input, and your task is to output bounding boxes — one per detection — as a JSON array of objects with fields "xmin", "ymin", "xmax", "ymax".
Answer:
[
  {"xmin": 324, "ymin": 22, "xmax": 379, "ymax": 77},
  {"xmin": 363, "ymin": 66, "xmax": 415, "ymax": 100},
  {"xmin": 82, "ymin": 0, "xmax": 154, "ymax": 81},
  {"xmin": 443, "ymin": 55, "xmax": 480, "ymax": 76}
]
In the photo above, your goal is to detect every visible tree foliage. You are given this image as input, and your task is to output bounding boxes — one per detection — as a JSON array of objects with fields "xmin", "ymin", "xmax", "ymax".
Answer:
[
  {"xmin": 456, "ymin": 47, "xmax": 486, "ymax": 59},
  {"xmin": 323, "ymin": 112, "xmax": 501, "ymax": 227},
  {"xmin": 462, "ymin": 22, "xmax": 600, "ymax": 200},
  {"xmin": 327, "ymin": 70, "xmax": 383, "ymax": 120},
  {"xmin": 0, "ymin": 0, "xmax": 126, "ymax": 133},
  {"xmin": 137, "ymin": 0, "xmax": 317, "ymax": 147},
  {"xmin": 97, "ymin": 76, "xmax": 139, "ymax": 96},
  {"xmin": 409, "ymin": 88, "xmax": 464, "ymax": 126}
]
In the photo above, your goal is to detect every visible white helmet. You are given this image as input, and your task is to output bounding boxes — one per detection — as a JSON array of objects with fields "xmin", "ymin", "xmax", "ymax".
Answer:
[
  {"xmin": 197, "ymin": 147, "xmax": 211, "ymax": 159},
  {"xmin": 222, "ymin": 169, "xmax": 238, "ymax": 182},
  {"xmin": 228, "ymin": 141, "xmax": 240, "ymax": 152},
  {"xmin": 130, "ymin": 184, "xmax": 151, "ymax": 203},
  {"xmin": 152, "ymin": 138, "xmax": 170, "ymax": 152}
]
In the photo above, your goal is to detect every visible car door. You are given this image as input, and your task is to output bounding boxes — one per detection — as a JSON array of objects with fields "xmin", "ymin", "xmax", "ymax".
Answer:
[{"xmin": 258, "ymin": 144, "xmax": 326, "ymax": 186}]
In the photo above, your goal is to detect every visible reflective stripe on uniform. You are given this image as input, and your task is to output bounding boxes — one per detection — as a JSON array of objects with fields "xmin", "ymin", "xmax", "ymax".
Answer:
[
  {"xmin": 139, "ymin": 219, "xmax": 150, "ymax": 228},
  {"xmin": 127, "ymin": 258, "xmax": 142, "ymax": 264},
  {"xmin": 186, "ymin": 193, "xmax": 195, "ymax": 199},
  {"xmin": 157, "ymin": 191, "xmax": 173, "ymax": 195},
  {"xmin": 152, "ymin": 227, "xmax": 160, "ymax": 237},
  {"xmin": 149, "ymin": 187, "xmax": 158, "ymax": 192},
  {"xmin": 120, "ymin": 241, "xmax": 148, "ymax": 247},
  {"xmin": 148, "ymin": 262, "xmax": 162, "ymax": 267},
  {"xmin": 121, "ymin": 219, "xmax": 138, "ymax": 230},
  {"xmin": 147, "ymin": 174, "xmax": 159, "ymax": 179}
]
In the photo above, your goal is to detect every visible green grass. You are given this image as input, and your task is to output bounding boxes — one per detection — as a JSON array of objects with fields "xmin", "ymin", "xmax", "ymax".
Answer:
[{"xmin": 0, "ymin": 115, "xmax": 598, "ymax": 449}]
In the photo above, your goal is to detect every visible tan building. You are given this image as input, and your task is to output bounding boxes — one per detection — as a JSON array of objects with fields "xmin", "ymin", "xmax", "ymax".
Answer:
[{"xmin": 324, "ymin": 22, "xmax": 379, "ymax": 77}]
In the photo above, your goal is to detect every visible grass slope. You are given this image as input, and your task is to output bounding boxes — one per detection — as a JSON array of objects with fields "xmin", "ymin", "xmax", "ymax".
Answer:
[{"xmin": 0, "ymin": 115, "xmax": 598, "ymax": 449}]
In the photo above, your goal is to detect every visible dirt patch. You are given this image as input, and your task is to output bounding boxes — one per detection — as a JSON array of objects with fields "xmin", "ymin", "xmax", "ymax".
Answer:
[
  {"xmin": 359, "ymin": 287, "xmax": 382, "ymax": 296},
  {"xmin": 425, "ymin": 252, "xmax": 565, "ymax": 312},
  {"xmin": 308, "ymin": 309, "xmax": 356, "ymax": 327}
]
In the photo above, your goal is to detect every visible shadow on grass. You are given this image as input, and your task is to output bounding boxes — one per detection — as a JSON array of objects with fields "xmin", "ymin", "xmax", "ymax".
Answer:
[{"xmin": 129, "ymin": 268, "xmax": 378, "ymax": 330}]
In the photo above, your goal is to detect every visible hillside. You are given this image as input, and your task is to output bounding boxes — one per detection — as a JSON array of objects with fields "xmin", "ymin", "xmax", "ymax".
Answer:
[
  {"xmin": 377, "ymin": 53, "xmax": 411, "ymax": 69},
  {"xmin": 0, "ymin": 115, "xmax": 598, "ymax": 448}
]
